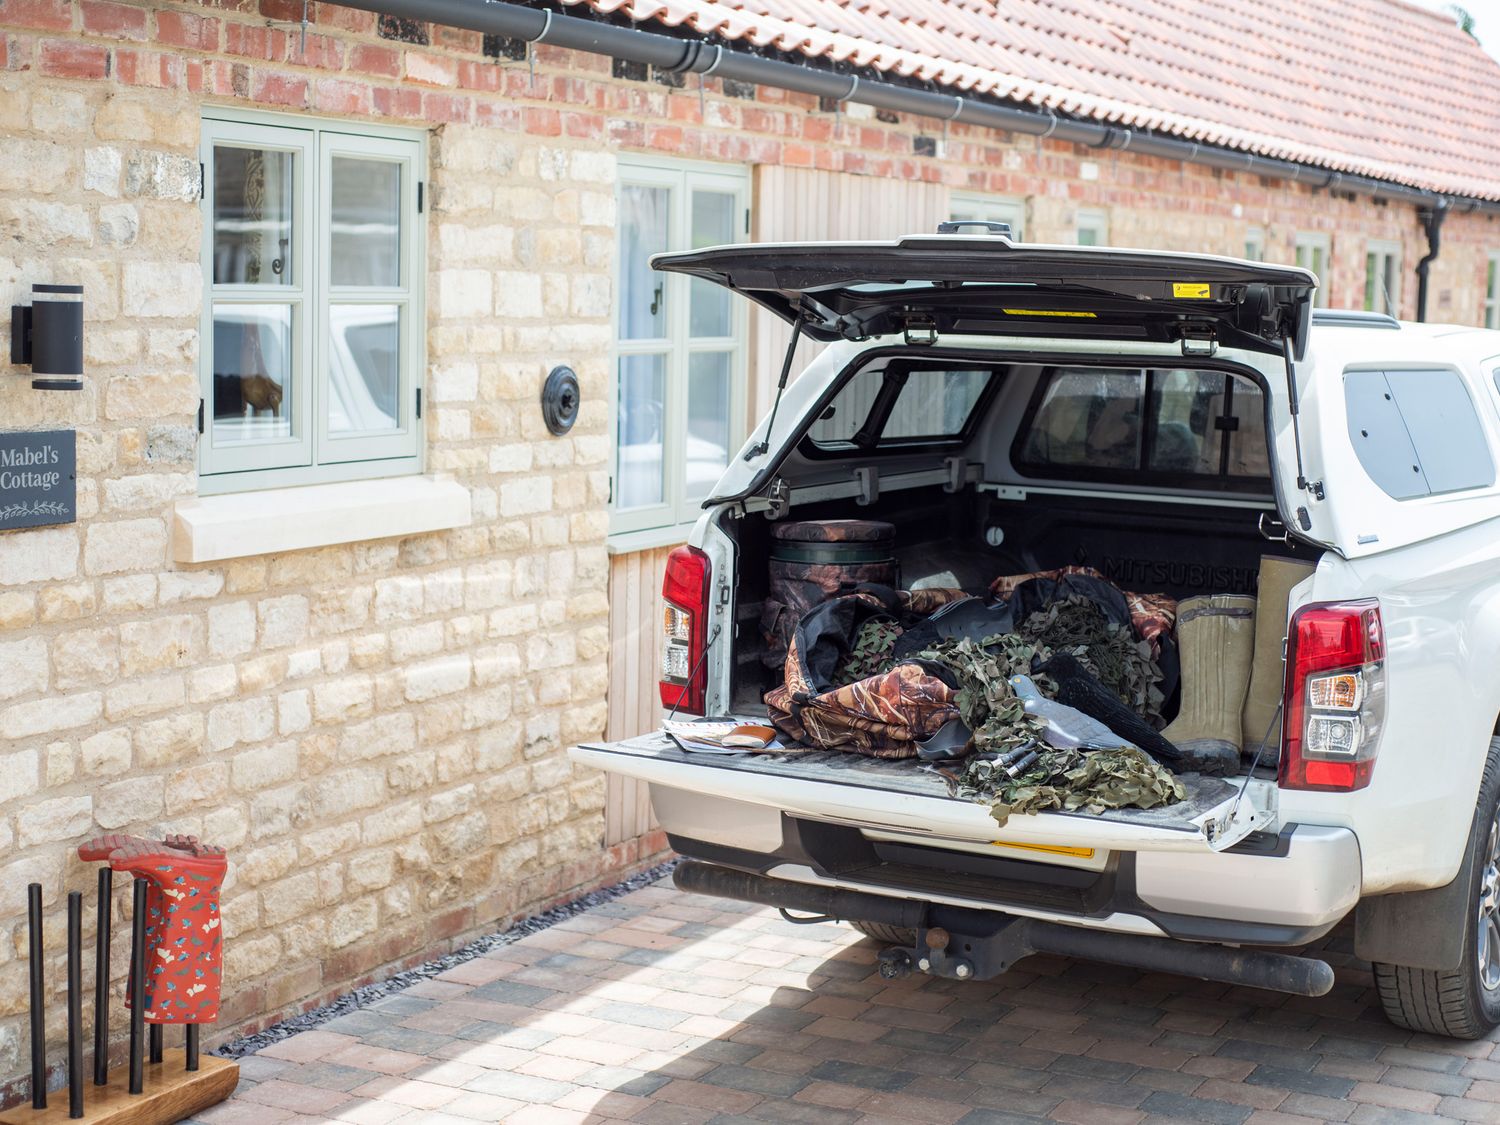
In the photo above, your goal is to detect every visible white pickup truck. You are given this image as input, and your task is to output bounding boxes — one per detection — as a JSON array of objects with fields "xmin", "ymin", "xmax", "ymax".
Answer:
[{"xmin": 570, "ymin": 233, "xmax": 1500, "ymax": 1038}]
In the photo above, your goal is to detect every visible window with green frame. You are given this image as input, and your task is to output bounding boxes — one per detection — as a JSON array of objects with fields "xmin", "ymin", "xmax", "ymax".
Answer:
[
  {"xmin": 612, "ymin": 159, "xmax": 749, "ymax": 536},
  {"xmin": 198, "ymin": 110, "xmax": 425, "ymax": 493}
]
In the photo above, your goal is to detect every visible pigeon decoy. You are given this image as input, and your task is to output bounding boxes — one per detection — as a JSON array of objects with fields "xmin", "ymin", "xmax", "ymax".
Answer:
[{"xmin": 1009, "ymin": 674, "xmax": 1138, "ymax": 751}]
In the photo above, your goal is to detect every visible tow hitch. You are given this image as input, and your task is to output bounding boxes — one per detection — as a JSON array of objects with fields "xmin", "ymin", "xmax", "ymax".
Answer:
[{"xmin": 674, "ymin": 861, "xmax": 1335, "ymax": 998}]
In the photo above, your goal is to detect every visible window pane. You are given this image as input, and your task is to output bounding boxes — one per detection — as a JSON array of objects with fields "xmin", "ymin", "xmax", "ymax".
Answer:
[
  {"xmin": 1022, "ymin": 369, "xmax": 1142, "ymax": 468},
  {"xmin": 213, "ymin": 146, "xmax": 294, "ymax": 286},
  {"xmin": 1385, "ymin": 368, "xmax": 1493, "ymax": 494},
  {"xmin": 1147, "ymin": 369, "xmax": 1225, "ymax": 474},
  {"xmin": 1226, "ymin": 380, "xmax": 1270, "ymax": 478},
  {"xmin": 884, "ymin": 369, "xmax": 990, "ymax": 438},
  {"xmin": 211, "ymin": 304, "xmax": 293, "ymax": 444},
  {"xmin": 686, "ymin": 351, "xmax": 732, "ymax": 499},
  {"xmin": 689, "ymin": 191, "xmax": 736, "ymax": 339},
  {"xmin": 618, "ymin": 185, "xmax": 669, "ymax": 340},
  {"xmin": 1077, "ymin": 228, "xmax": 1098, "ymax": 247},
  {"xmin": 616, "ymin": 353, "xmax": 666, "ymax": 509},
  {"xmin": 330, "ymin": 157, "xmax": 400, "ymax": 288},
  {"xmin": 329, "ymin": 304, "xmax": 400, "ymax": 435}
]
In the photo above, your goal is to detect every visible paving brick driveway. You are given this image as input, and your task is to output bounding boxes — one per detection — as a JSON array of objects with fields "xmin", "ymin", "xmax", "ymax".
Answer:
[{"xmin": 198, "ymin": 877, "xmax": 1500, "ymax": 1125}]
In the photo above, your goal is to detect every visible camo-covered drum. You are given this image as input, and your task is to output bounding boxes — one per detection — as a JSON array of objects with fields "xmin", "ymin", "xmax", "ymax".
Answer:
[{"xmin": 760, "ymin": 519, "xmax": 897, "ymax": 668}]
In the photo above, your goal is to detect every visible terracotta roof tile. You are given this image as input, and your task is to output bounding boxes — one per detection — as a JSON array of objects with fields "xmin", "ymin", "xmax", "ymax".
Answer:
[{"xmin": 569, "ymin": 0, "xmax": 1500, "ymax": 199}]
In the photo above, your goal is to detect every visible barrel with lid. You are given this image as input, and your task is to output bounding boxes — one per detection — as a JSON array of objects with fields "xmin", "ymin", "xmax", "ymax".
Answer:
[{"xmin": 760, "ymin": 519, "xmax": 897, "ymax": 667}]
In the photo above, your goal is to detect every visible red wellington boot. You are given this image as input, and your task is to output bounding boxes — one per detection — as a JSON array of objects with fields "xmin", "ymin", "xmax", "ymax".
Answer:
[{"xmin": 77, "ymin": 835, "xmax": 228, "ymax": 1024}]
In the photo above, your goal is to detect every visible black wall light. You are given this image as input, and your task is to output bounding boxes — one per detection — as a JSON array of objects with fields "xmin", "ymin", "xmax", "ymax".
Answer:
[
  {"xmin": 11, "ymin": 284, "xmax": 85, "ymax": 391},
  {"xmin": 541, "ymin": 365, "xmax": 579, "ymax": 436}
]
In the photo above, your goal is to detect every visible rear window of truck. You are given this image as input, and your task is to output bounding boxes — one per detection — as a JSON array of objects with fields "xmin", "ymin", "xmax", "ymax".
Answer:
[
  {"xmin": 1345, "ymin": 367, "xmax": 1494, "ymax": 499},
  {"xmin": 1014, "ymin": 367, "xmax": 1270, "ymax": 488},
  {"xmin": 805, "ymin": 361, "xmax": 1000, "ymax": 452}
]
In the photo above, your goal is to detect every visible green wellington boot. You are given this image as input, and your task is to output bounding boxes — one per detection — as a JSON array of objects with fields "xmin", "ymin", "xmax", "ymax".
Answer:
[
  {"xmin": 1241, "ymin": 555, "xmax": 1317, "ymax": 764},
  {"xmin": 1161, "ymin": 594, "xmax": 1257, "ymax": 775}
]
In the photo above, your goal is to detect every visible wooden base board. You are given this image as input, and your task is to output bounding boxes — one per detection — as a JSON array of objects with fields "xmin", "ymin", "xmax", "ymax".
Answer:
[{"xmin": 0, "ymin": 1052, "xmax": 238, "ymax": 1125}]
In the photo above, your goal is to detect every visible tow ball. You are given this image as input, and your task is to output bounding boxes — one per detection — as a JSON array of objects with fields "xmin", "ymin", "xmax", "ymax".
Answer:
[{"xmin": 917, "ymin": 927, "xmax": 976, "ymax": 980}]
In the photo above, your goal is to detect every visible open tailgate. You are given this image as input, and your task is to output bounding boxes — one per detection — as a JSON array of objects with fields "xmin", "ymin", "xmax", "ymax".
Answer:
[
  {"xmin": 570, "ymin": 732, "xmax": 1276, "ymax": 854},
  {"xmin": 652, "ymin": 235, "xmax": 1317, "ymax": 357}
]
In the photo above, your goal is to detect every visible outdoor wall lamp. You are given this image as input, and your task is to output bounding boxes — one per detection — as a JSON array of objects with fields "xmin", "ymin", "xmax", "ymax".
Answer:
[
  {"xmin": 541, "ymin": 365, "xmax": 580, "ymax": 435},
  {"xmin": 10, "ymin": 283, "xmax": 85, "ymax": 391}
]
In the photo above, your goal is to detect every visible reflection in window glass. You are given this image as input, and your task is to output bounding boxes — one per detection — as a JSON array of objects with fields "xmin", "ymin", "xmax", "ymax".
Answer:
[
  {"xmin": 329, "ymin": 305, "xmax": 399, "ymax": 435},
  {"xmin": 884, "ymin": 370, "xmax": 990, "ymax": 438},
  {"xmin": 212, "ymin": 304, "xmax": 293, "ymax": 443},
  {"xmin": 331, "ymin": 157, "xmax": 400, "ymax": 288},
  {"xmin": 689, "ymin": 191, "xmax": 735, "ymax": 338},
  {"xmin": 686, "ymin": 351, "xmax": 732, "ymax": 499},
  {"xmin": 616, "ymin": 353, "xmax": 666, "ymax": 509},
  {"xmin": 618, "ymin": 185, "xmax": 670, "ymax": 340},
  {"xmin": 1148, "ymin": 369, "xmax": 1226, "ymax": 474},
  {"xmin": 213, "ymin": 147, "xmax": 294, "ymax": 286},
  {"xmin": 1024, "ymin": 369, "xmax": 1142, "ymax": 468}
]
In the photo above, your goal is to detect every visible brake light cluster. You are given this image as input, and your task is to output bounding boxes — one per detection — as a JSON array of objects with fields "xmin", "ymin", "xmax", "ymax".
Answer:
[
  {"xmin": 660, "ymin": 545, "xmax": 711, "ymax": 714},
  {"xmin": 1280, "ymin": 599, "xmax": 1385, "ymax": 792}
]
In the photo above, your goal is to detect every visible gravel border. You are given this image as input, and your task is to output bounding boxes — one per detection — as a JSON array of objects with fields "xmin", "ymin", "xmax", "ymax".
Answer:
[{"xmin": 214, "ymin": 858, "xmax": 678, "ymax": 1059}]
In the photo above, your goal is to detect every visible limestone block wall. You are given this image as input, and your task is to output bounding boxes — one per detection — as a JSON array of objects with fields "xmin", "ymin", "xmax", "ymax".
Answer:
[{"xmin": 0, "ymin": 0, "xmax": 1496, "ymax": 1104}]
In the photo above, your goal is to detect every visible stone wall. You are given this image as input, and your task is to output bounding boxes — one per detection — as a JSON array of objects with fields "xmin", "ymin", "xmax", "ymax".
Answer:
[{"xmin": 0, "ymin": 0, "xmax": 1497, "ymax": 1103}]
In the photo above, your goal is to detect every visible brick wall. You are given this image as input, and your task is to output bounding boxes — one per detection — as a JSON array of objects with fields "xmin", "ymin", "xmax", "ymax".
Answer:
[{"xmin": 0, "ymin": 0, "xmax": 1497, "ymax": 1102}]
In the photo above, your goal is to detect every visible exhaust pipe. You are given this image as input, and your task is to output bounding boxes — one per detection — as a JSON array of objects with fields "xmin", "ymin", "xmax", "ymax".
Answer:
[{"xmin": 674, "ymin": 861, "xmax": 1335, "ymax": 998}]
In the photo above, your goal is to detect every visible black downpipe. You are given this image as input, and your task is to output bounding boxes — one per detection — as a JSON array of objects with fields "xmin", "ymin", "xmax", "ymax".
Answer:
[
  {"xmin": 93, "ymin": 868, "xmax": 111, "ymax": 1087},
  {"xmin": 66, "ymin": 891, "xmax": 83, "ymax": 1119},
  {"xmin": 335, "ymin": 0, "xmax": 1495, "ymax": 216},
  {"xmin": 1416, "ymin": 202, "xmax": 1448, "ymax": 322},
  {"xmin": 28, "ymin": 883, "xmax": 46, "ymax": 1110}
]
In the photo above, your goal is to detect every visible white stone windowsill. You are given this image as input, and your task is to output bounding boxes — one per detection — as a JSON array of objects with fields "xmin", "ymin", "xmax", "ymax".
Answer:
[
  {"xmin": 606, "ymin": 524, "xmax": 692, "ymax": 556},
  {"xmin": 172, "ymin": 475, "xmax": 472, "ymax": 563}
]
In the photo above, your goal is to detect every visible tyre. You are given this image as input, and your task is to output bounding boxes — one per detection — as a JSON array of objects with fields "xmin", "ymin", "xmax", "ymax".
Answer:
[
  {"xmin": 848, "ymin": 920, "xmax": 916, "ymax": 945},
  {"xmin": 1374, "ymin": 736, "xmax": 1500, "ymax": 1039}
]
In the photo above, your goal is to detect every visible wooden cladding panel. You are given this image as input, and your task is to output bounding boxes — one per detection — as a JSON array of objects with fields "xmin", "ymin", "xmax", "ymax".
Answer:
[{"xmin": 604, "ymin": 545, "xmax": 677, "ymax": 846}]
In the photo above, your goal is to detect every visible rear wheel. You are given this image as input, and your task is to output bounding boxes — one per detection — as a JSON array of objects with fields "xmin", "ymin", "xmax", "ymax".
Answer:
[
  {"xmin": 848, "ymin": 920, "xmax": 916, "ymax": 946},
  {"xmin": 1374, "ymin": 737, "xmax": 1500, "ymax": 1039}
]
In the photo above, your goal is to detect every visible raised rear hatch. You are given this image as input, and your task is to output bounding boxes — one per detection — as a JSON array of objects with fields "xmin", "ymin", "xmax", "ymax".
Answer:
[{"xmin": 653, "ymin": 235, "xmax": 1318, "ymax": 357}]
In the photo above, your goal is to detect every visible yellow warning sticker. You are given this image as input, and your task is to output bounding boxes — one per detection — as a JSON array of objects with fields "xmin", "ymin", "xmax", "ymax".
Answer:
[
  {"xmin": 991, "ymin": 840, "xmax": 1097, "ymax": 859},
  {"xmin": 1001, "ymin": 308, "xmax": 1098, "ymax": 318},
  {"xmin": 1172, "ymin": 282, "xmax": 1212, "ymax": 299}
]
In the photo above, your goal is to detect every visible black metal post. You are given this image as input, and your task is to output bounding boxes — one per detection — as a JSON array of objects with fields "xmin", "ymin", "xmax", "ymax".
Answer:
[
  {"xmin": 185, "ymin": 1024, "xmax": 200, "ymax": 1072},
  {"xmin": 94, "ymin": 867, "xmax": 111, "ymax": 1086},
  {"xmin": 67, "ymin": 891, "xmax": 83, "ymax": 1119},
  {"xmin": 128, "ymin": 878, "xmax": 146, "ymax": 1094},
  {"xmin": 148, "ymin": 1024, "xmax": 162, "ymax": 1064},
  {"xmin": 27, "ymin": 882, "xmax": 46, "ymax": 1110}
]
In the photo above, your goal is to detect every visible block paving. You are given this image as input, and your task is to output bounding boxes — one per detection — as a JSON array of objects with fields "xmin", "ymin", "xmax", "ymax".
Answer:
[{"xmin": 195, "ymin": 878, "xmax": 1500, "ymax": 1124}]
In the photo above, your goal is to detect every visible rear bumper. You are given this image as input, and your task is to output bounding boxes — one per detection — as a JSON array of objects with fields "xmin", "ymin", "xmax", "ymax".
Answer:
[{"xmin": 654, "ymin": 785, "xmax": 1361, "ymax": 946}]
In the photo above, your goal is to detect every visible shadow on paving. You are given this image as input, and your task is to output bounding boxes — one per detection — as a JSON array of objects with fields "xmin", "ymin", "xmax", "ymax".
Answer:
[{"xmin": 203, "ymin": 878, "xmax": 1500, "ymax": 1125}]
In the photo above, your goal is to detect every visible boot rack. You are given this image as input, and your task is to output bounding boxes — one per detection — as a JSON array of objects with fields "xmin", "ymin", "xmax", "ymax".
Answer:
[{"xmin": 0, "ymin": 876, "xmax": 237, "ymax": 1125}]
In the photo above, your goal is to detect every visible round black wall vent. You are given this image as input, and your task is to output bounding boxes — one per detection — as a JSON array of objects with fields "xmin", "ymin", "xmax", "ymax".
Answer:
[{"xmin": 541, "ymin": 365, "xmax": 579, "ymax": 436}]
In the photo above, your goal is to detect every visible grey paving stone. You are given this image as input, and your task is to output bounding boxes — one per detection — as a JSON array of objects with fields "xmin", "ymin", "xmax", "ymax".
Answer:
[
  {"xmin": 1380, "ymin": 1064, "xmax": 1470, "ymax": 1096},
  {"xmin": 1244, "ymin": 1062, "xmax": 1357, "ymax": 1098},
  {"xmin": 1047, "ymin": 1053, "xmax": 1138, "ymax": 1082},
  {"xmin": 462, "ymin": 1070, "xmax": 572, "ymax": 1102},
  {"xmin": 1038, "ymin": 1072, "xmax": 1150, "ymax": 1108},
  {"xmin": 453, "ymin": 1020, "xmax": 554, "ymax": 1048},
  {"xmin": 318, "ymin": 1009, "xmax": 390, "ymax": 1036},
  {"xmin": 1138, "ymin": 1089, "xmax": 1253, "ymax": 1124},
  {"xmin": 468, "ymin": 979, "xmax": 559, "ymax": 1006},
  {"xmin": 876, "ymin": 1026, "xmax": 969, "ymax": 1055},
  {"xmin": 279, "ymin": 1061, "xmax": 379, "ymax": 1092},
  {"xmin": 1347, "ymin": 1106, "xmax": 1449, "ymax": 1125},
  {"xmin": 956, "ymin": 1110, "xmax": 1050, "ymax": 1125},
  {"xmin": 807, "ymin": 1058, "xmax": 916, "ymax": 1092},
  {"xmin": 592, "ymin": 1000, "xmax": 691, "ymax": 1030},
  {"xmin": 368, "ymin": 994, "xmax": 436, "ymax": 1016},
  {"xmin": 1216, "ymin": 1038, "xmax": 1320, "ymax": 1071},
  {"xmin": 576, "ymin": 1065, "xmax": 672, "ymax": 1096},
  {"xmin": 360, "ymin": 1026, "xmax": 455, "ymax": 1055},
  {"xmin": 699, "ymin": 1062, "xmax": 809, "ymax": 1098}
]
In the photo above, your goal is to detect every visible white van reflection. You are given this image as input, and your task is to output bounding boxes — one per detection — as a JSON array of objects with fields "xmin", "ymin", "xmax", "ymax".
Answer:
[{"xmin": 212, "ymin": 306, "xmax": 399, "ymax": 442}]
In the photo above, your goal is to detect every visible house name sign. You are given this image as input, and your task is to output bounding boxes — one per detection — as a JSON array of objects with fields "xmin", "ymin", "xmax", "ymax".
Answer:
[{"xmin": 0, "ymin": 429, "xmax": 76, "ymax": 531}]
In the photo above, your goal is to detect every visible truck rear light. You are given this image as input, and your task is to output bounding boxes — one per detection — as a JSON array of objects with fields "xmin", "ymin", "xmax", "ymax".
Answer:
[
  {"xmin": 660, "ymin": 545, "xmax": 710, "ymax": 714},
  {"xmin": 1280, "ymin": 600, "xmax": 1385, "ymax": 792}
]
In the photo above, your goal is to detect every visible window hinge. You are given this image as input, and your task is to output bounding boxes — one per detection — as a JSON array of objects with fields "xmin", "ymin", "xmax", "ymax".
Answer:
[
  {"xmin": 199, "ymin": 163, "xmax": 205, "ymax": 200},
  {"xmin": 607, "ymin": 475, "xmax": 614, "ymax": 505},
  {"xmin": 415, "ymin": 387, "xmax": 422, "ymax": 419},
  {"xmin": 744, "ymin": 207, "xmax": 750, "ymax": 235},
  {"xmin": 417, "ymin": 182, "xmax": 424, "ymax": 213},
  {"xmin": 196, "ymin": 398, "xmax": 204, "ymax": 434}
]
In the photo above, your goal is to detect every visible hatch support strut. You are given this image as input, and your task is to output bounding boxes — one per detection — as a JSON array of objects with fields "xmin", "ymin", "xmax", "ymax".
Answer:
[
  {"xmin": 1281, "ymin": 336, "xmax": 1315, "ymax": 497},
  {"xmin": 745, "ymin": 315, "xmax": 805, "ymax": 461}
]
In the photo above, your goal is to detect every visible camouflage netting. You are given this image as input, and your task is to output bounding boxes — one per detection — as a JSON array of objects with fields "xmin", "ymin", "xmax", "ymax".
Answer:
[
  {"xmin": 945, "ymin": 745, "xmax": 1187, "ymax": 828},
  {"xmin": 821, "ymin": 589, "xmax": 1178, "ymax": 821}
]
